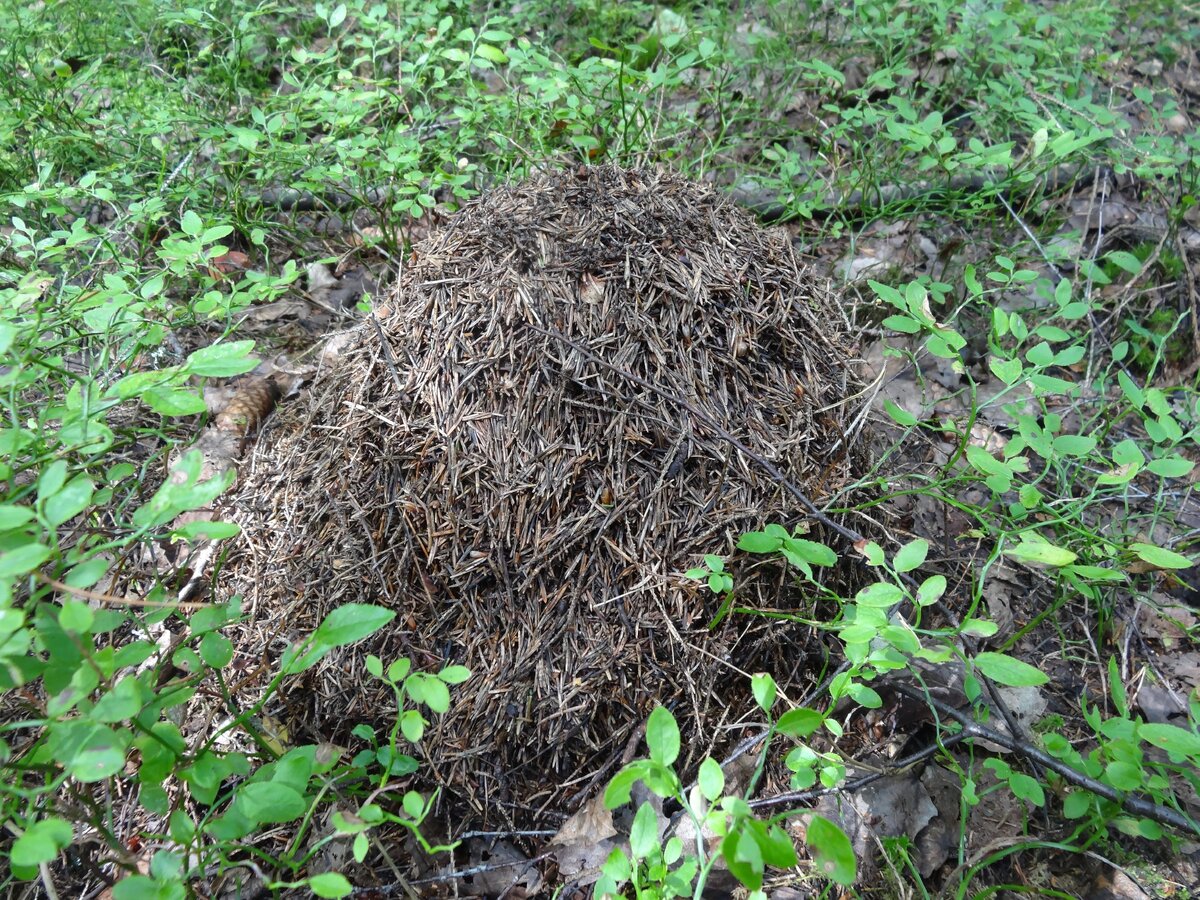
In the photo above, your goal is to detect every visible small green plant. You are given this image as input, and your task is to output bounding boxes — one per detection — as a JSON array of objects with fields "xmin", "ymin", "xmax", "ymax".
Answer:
[{"xmin": 597, "ymin": 679, "xmax": 857, "ymax": 899}]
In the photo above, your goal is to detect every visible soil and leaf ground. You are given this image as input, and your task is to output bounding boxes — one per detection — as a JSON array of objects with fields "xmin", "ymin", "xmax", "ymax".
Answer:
[{"xmin": 2, "ymin": 0, "xmax": 1199, "ymax": 897}]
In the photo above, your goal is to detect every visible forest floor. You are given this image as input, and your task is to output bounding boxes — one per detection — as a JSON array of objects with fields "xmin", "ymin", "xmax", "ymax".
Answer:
[{"xmin": 2, "ymin": 0, "xmax": 1199, "ymax": 897}]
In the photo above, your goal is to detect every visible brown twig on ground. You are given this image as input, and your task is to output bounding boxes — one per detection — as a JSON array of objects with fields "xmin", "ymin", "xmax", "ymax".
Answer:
[{"xmin": 888, "ymin": 681, "xmax": 1200, "ymax": 836}]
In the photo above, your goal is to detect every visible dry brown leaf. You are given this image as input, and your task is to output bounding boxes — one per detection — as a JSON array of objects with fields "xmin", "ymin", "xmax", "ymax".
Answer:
[
  {"xmin": 811, "ymin": 764, "xmax": 938, "ymax": 882},
  {"xmin": 457, "ymin": 838, "xmax": 542, "ymax": 897},
  {"xmin": 550, "ymin": 792, "xmax": 620, "ymax": 885}
]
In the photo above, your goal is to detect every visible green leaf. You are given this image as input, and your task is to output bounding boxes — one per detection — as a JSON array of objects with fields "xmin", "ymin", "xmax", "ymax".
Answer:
[
  {"xmin": 882, "ymin": 314, "xmax": 922, "ymax": 334},
  {"xmin": 0, "ymin": 542, "xmax": 52, "ymax": 578},
  {"xmin": 751, "ymin": 673, "xmax": 776, "ymax": 712},
  {"xmin": 960, "ymin": 618, "xmax": 999, "ymax": 637},
  {"xmin": 1036, "ymin": 325, "xmax": 1073, "ymax": 342},
  {"xmin": 600, "ymin": 847, "xmax": 631, "ymax": 886},
  {"xmin": 1064, "ymin": 565, "xmax": 1125, "ymax": 583},
  {"xmin": 48, "ymin": 721, "xmax": 131, "ymax": 781},
  {"xmin": 185, "ymin": 340, "xmax": 258, "ymax": 378},
  {"xmin": 0, "ymin": 504, "xmax": 35, "ymax": 530},
  {"xmin": 1106, "ymin": 250, "xmax": 1143, "ymax": 275},
  {"xmin": 989, "ymin": 356, "xmax": 1023, "ymax": 385},
  {"xmin": 892, "ymin": 539, "xmax": 928, "ymax": 573},
  {"xmin": 199, "ymin": 632, "xmax": 234, "ymax": 668},
  {"xmin": 111, "ymin": 876, "xmax": 164, "ymax": 899},
  {"xmin": 180, "ymin": 210, "xmax": 203, "ymax": 236},
  {"xmin": 309, "ymin": 873, "xmax": 352, "ymax": 898},
  {"xmin": 974, "ymin": 652, "xmax": 1049, "ymax": 687},
  {"xmin": 1104, "ymin": 760, "xmax": 1143, "ymax": 791},
  {"xmin": 805, "ymin": 815, "xmax": 856, "ymax": 886},
  {"xmin": 284, "ymin": 604, "xmax": 396, "ymax": 675},
  {"xmin": 605, "ymin": 763, "xmax": 648, "ymax": 808},
  {"xmin": 168, "ymin": 811, "xmax": 196, "ymax": 844},
  {"xmin": 474, "ymin": 43, "xmax": 508, "ymax": 64},
  {"xmin": 737, "ymin": 531, "xmax": 782, "ymax": 553},
  {"xmin": 925, "ymin": 332, "xmax": 963, "ymax": 359},
  {"xmin": 1129, "ymin": 542, "xmax": 1193, "ymax": 570},
  {"xmin": 438, "ymin": 665, "xmax": 471, "ymax": 684},
  {"xmin": 1139, "ymin": 723, "xmax": 1200, "ymax": 757},
  {"xmin": 1062, "ymin": 789, "xmax": 1092, "ymax": 819},
  {"xmin": 646, "ymin": 706, "xmax": 680, "ymax": 767},
  {"xmin": 1004, "ymin": 540, "xmax": 1077, "ymax": 567},
  {"xmin": 776, "ymin": 707, "xmax": 824, "ymax": 738},
  {"xmin": 868, "ymin": 279, "xmax": 904, "ymax": 307},
  {"xmin": 1052, "ymin": 345, "xmax": 1084, "ymax": 366},
  {"xmin": 11, "ymin": 817, "xmax": 73, "ymax": 867},
  {"xmin": 1025, "ymin": 341, "xmax": 1054, "ymax": 366},
  {"xmin": 65, "ymin": 557, "xmax": 111, "ymax": 589},
  {"xmin": 142, "ymin": 387, "xmax": 208, "ymax": 417},
  {"xmin": 410, "ymin": 673, "xmax": 450, "ymax": 713},
  {"xmin": 964, "ymin": 265, "xmax": 983, "ymax": 296},
  {"xmin": 172, "ymin": 520, "xmax": 240, "ymax": 541},
  {"xmin": 237, "ymin": 782, "xmax": 307, "ymax": 823},
  {"xmin": 723, "ymin": 823, "xmax": 764, "ymax": 890},
  {"xmin": 1147, "ymin": 456, "xmax": 1194, "ymax": 478},
  {"xmin": 399, "ymin": 709, "xmax": 424, "ymax": 743},
  {"xmin": 629, "ymin": 801, "xmax": 658, "ymax": 860},
  {"xmin": 697, "ymin": 758, "xmax": 724, "ymax": 802},
  {"xmin": 93, "ymin": 675, "xmax": 146, "ymax": 722},
  {"xmin": 879, "ymin": 624, "xmax": 918, "ymax": 654},
  {"xmin": 858, "ymin": 541, "xmax": 885, "ymax": 566},
  {"xmin": 1117, "ymin": 370, "xmax": 1144, "ymax": 408},
  {"xmin": 783, "ymin": 538, "xmax": 837, "ymax": 566},
  {"xmin": 402, "ymin": 790, "xmax": 425, "ymax": 819},
  {"xmin": 916, "ymin": 574, "xmax": 946, "ymax": 606},
  {"xmin": 387, "ymin": 658, "xmax": 411, "ymax": 682},
  {"xmin": 1053, "ymin": 276, "xmax": 1072, "ymax": 306},
  {"xmin": 43, "ymin": 475, "xmax": 95, "ymax": 526},
  {"xmin": 854, "ymin": 581, "xmax": 904, "ymax": 607},
  {"xmin": 58, "ymin": 600, "xmax": 94, "ymax": 634},
  {"xmin": 757, "ymin": 821, "xmax": 799, "ymax": 868},
  {"xmin": 132, "ymin": 451, "xmax": 235, "ymax": 529},
  {"xmin": 847, "ymin": 682, "xmax": 882, "ymax": 708},
  {"xmin": 1051, "ymin": 434, "xmax": 1096, "ymax": 457},
  {"xmin": 883, "ymin": 399, "xmax": 917, "ymax": 426},
  {"xmin": 1077, "ymin": 258, "xmax": 1111, "ymax": 285},
  {"xmin": 1007, "ymin": 772, "xmax": 1045, "ymax": 806}
]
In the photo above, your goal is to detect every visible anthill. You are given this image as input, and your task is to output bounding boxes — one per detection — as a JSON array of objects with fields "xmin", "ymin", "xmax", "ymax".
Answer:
[{"xmin": 215, "ymin": 165, "xmax": 872, "ymax": 828}]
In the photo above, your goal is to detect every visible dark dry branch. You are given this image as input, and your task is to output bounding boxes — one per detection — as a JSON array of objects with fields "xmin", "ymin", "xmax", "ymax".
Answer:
[{"xmin": 215, "ymin": 165, "xmax": 871, "ymax": 828}]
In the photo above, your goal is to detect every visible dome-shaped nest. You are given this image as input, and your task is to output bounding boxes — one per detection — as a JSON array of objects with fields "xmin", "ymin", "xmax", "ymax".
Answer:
[{"xmin": 216, "ymin": 165, "xmax": 870, "ymax": 826}]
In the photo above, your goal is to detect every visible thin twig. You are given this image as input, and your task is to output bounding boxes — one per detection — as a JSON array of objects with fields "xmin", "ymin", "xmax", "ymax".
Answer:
[
  {"xmin": 35, "ymin": 572, "xmax": 210, "ymax": 610},
  {"xmin": 889, "ymin": 682, "xmax": 1200, "ymax": 835}
]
